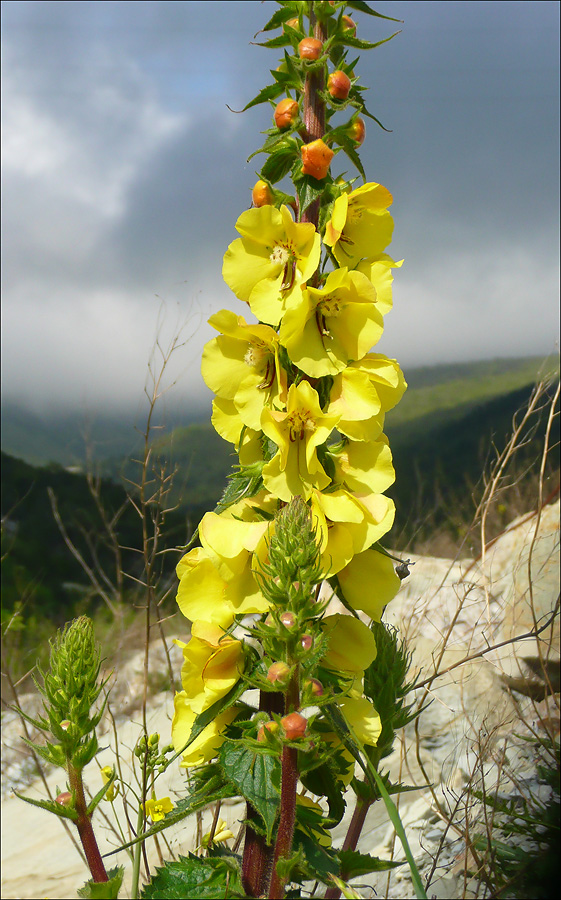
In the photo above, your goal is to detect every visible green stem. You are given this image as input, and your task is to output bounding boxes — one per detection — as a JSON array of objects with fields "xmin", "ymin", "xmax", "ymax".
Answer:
[
  {"xmin": 68, "ymin": 762, "xmax": 109, "ymax": 883},
  {"xmin": 130, "ymin": 800, "xmax": 146, "ymax": 900}
]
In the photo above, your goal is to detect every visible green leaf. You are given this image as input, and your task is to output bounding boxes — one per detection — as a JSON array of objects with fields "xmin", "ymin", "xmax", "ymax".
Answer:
[
  {"xmin": 77, "ymin": 867, "xmax": 124, "ymax": 899},
  {"xmin": 141, "ymin": 855, "xmax": 245, "ymax": 899},
  {"xmin": 339, "ymin": 30, "xmax": 402, "ymax": 51},
  {"xmin": 238, "ymin": 82, "xmax": 285, "ymax": 113},
  {"xmin": 345, "ymin": 2, "xmax": 403, "ymax": 23},
  {"xmin": 338, "ymin": 849, "xmax": 402, "ymax": 877},
  {"xmin": 253, "ymin": 33, "xmax": 293, "ymax": 49},
  {"xmin": 261, "ymin": 5, "xmax": 300, "ymax": 33},
  {"xmin": 261, "ymin": 145, "xmax": 300, "ymax": 184},
  {"xmin": 293, "ymin": 830, "xmax": 340, "ymax": 881},
  {"xmin": 219, "ymin": 741, "xmax": 280, "ymax": 842},
  {"xmin": 105, "ymin": 768, "xmax": 237, "ymax": 855},
  {"xmin": 14, "ymin": 789, "xmax": 78, "ymax": 821}
]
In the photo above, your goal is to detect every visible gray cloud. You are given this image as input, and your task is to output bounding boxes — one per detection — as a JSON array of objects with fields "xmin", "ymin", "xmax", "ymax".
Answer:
[{"xmin": 2, "ymin": 0, "xmax": 559, "ymax": 414}]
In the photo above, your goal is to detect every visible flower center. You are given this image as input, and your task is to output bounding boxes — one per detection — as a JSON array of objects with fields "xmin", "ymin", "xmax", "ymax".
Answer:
[
  {"xmin": 269, "ymin": 244, "xmax": 291, "ymax": 269},
  {"xmin": 269, "ymin": 244, "xmax": 297, "ymax": 291},
  {"xmin": 319, "ymin": 295, "xmax": 344, "ymax": 318},
  {"xmin": 244, "ymin": 342, "xmax": 268, "ymax": 369},
  {"xmin": 288, "ymin": 408, "xmax": 314, "ymax": 441}
]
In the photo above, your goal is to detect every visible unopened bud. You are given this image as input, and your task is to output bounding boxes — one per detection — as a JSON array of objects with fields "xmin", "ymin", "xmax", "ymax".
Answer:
[
  {"xmin": 281, "ymin": 712, "xmax": 308, "ymax": 740},
  {"xmin": 274, "ymin": 98, "xmax": 299, "ymax": 130},
  {"xmin": 342, "ymin": 15, "xmax": 357, "ymax": 36},
  {"xmin": 300, "ymin": 634, "xmax": 313, "ymax": 651},
  {"xmin": 56, "ymin": 791, "xmax": 73, "ymax": 807},
  {"xmin": 280, "ymin": 611, "xmax": 296, "ymax": 629},
  {"xmin": 60, "ymin": 720, "xmax": 71, "ymax": 731},
  {"xmin": 252, "ymin": 180, "xmax": 273, "ymax": 208},
  {"xmin": 298, "ymin": 38, "xmax": 323, "ymax": 60},
  {"xmin": 347, "ymin": 118, "xmax": 365, "ymax": 146},
  {"xmin": 328, "ymin": 70, "xmax": 351, "ymax": 101},
  {"xmin": 306, "ymin": 677, "xmax": 324, "ymax": 698},
  {"xmin": 301, "ymin": 139, "xmax": 334, "ymax": 180},
  {"xmin": 267, "ymin": 661, "xmax": 291, "ymax": 685},
  {"xmin": 257, "ymin": 720, "xmax": 279, "ymax": 742}
]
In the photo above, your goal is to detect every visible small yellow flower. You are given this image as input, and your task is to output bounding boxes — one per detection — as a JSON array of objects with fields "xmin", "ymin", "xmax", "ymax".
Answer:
[
  {"xmin": 100, "ymin": 765, "xmax": 119, "ymax": 802},
  {"xmin": 144, "ymin": 796, "xmax": 174, "ymax": 823},
  {"xmin": 201, "ymin": 818, "xmax": 235, "ymax": 848}
]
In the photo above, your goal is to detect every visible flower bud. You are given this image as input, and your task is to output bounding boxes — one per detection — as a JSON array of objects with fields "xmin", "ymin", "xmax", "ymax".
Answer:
[
  {"xmin": 306, "ymin": 677, "xmax": 324, "ymax": 698},
  {"xmin": 298, "ymin": 38, "xmax": 323, "ymax": 60},
  {"xmin": 328, "ymin": 70, "xmax": 351, "ymax": 101},
  {"xmin": 257, "ymin": 720, "xmax": 279, "ymax": 742},
  {"xmin": 348, "ymin": 118, "xmax": 365, "ymax": 146},
  {"xmin": 56, "ymin": 791, "xmax": 73, "ymax": 807},
  {"xmin": 281, "ymin": 712, "xmax": 308, "ymax": 740},
  {"xmin": 267, "ymin": 661, "xmax": 291, "ymax": 685},
  {"xmin": 280, "ymin": 611, "xmax": 296, "ymax": 629},
  {"xmin": 301, "ymin": 139, "xmax": 334, "ymax": 180},
  {"xmin": 274, "ymin": 98, "xmax": 299, "ymax": 130},
  {"xmin": 300, "ymin": 634, "xmax": 313, "ymax": 651},
  {"xmin": 252, "ymin": 180, "xmax": 273, "ymax": 208},
  {"xmin": 342, "ymin": 15, "xmax": 357, "ymax": 36},
  {"xmin": 284, "ymin": 17, "xmax": 299, "ymax": 31}
]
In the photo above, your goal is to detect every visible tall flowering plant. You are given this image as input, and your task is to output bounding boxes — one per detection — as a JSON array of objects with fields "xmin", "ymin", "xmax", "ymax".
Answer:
[{"xmin": 131, "ymin": 2, "xmax": 421, "ymax": 898}]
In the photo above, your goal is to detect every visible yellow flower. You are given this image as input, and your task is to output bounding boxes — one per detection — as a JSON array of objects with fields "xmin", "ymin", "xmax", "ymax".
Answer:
[
  {"xmin": 310, "ymin": 487, "xmax": 395, "ymax": 574},
  {"xmin": 337, "ymin": 547, "xmax": 401, "ymax": 620},
  {"xmin": 201, "ymin": 819, "xmax": 235, "ymax": 848},
  {"xmin": 327, "ymin": 356, "xmax": 406, "ymax": 442},
  {"xmin": 202, "ymin": 309, "xmax": 287, "ymax": 431},
  {"xmin": 261, "ymin": 381, "xmax": 339, "ymax": 501},
  {"xmin": 210, "ymin": 396, "xmax": 263, "ymax": 465},
  {"xmin": 323, "ymin": 182, "xmax": 394, "ymax": 267},
  {"xmin": 144, "ymin": 796, "xmax": 174, "ymax": 822},
  {"xmin": 279, "ymin": 268, "xmax": 383, "ymax": 378},
  {"xmin": 222, "ymin": 204, "xmax": 321, "ymax": 326},
  {"xmin": 330, "ymin": 436, "xmax": 395, "ymax": 497},
  {"xmin": 100, "ymin": 765, "xmax": 119, "ymax": 802},
  {"xmin": 176, "ymin": 506, "xmax": 272, "ymax": 627},
  {"xmin": 321, "ymin": 614, "xmax": 377, "ymax": 673},
  {"xmin": 356, "ymin": 253, "xmax": 403, "ymax": 316},
  {"xmin": 340, "ymin": 694, "xmax": 382, "ymax": 747},
  {"xmin": 172, "ymin": 691, "xmax": 238, "ymax": 769},
  {"xmin": 177, "ymin": 621, "xmax": 244, "ymax": 714}
]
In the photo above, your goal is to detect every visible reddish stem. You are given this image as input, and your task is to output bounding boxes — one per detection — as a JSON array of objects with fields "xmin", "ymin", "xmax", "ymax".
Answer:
[
  {"xmin": 301, "ymin": 8, "xmax": 327, "ymax": 230},
  {"xmin": 267, "ymin": 673, "xmax": 300, "ymax": 899},
  {"xmin": 68, "ymin": 763, "xmax": 109, "ymax": 883}
]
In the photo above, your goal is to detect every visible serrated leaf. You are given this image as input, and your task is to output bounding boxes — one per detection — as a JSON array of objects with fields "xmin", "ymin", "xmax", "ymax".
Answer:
[
  {"xmin": 345, "ymin": 2, "xmax": 403, "ymax": 23},
  {"xmin": 77, "ymin": 866, "xmax": 124, "ymax": 899},
  {"xmin": 141, "ymin": 855, "xmax": 245, "ymax": 899},
  {"xmin": 239, "ymin": 82, "xmax": 285, "ymax": 113},
  {"xmin": 293, "ymin": 830, "xmax": 340, "ymax": 881},
  {"xmin": 340, "ymin": 30, "xmax": 402, "ymax": 51},
  {"xmin": 261, "ymin": 5, "xmax": 299, "ymax": 33},
  {"xmin": 253, "ymin": 33, "xmax": 293, "ymax": 49},
  {"xmin": 261, "ymin": 146, "xmax": 299, "ymax": 184},
  {"xmin": 338, "ymin": 849, "xmax": 402, "ymax": 877},
  {"xmin": 14, "ymin": 789, "xmax": 78, "ymax": 821},
  {"xmin": 219, "ymin": 741, "xmax": 280, "ymax": 842}
]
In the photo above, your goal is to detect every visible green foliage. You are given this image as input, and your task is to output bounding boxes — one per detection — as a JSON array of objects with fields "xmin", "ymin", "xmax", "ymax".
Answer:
[
  {"xmin": 77, "ymin": 867, "xmax": 125, "ymax": 900},
  {"xmin": 140, "ymin": 855, "xmax": 245, "ymax": 899},
  {"xmin": 220, "ymin": 741, "xmax": 281, "ymax": 843}
]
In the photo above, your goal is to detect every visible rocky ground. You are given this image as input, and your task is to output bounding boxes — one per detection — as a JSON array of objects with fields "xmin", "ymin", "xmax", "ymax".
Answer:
[{"xmin": 2, "ymin": 501, "xmax": 559, "ymax": 900}]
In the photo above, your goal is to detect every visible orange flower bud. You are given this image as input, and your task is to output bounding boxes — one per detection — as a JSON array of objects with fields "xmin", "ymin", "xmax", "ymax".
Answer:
[
  {"xmin": 274, "ymin": 98, "xmax": 299, "ymax": 130},
  {"xmin": 285, "ymin": 17, "xmax": 299, "ymax": 31},
  {"xmin": 342, "ymin": 15, "xmax": 357, "ymax": 36},
  {"xmin": 267, "ymin": 661, "xmax": 291, "ymax": 684},
  {"xmin": 348, "ymin": 118, "xmax": 366, "ymax": 146},
  {"xmin": 298, "ymin": 37, "xmax": 323, "ymax": 60},
  {"xmin": 252, "ymin": 180, "xmax": 273, "ymax": 207},
  {"xmin": 281, "ymin": 712, "xmax": 308, "ymax": 740},
  {"xmin": 328, "ymin": 70, "xmax": 351, "ymax": 100},
  {"xmin": 257, "ymin": 720, "xmax": 279, "ymax": 742},
  {"xmin": 56, "ymin": 791, "xmax": 73, "ymax": 806},
  {"xmin": 300, "ymin": 634, "xmax": 313, "ymax": 651},
  {"xmin": 301, "ymin": 139, "xmax": 334, "ymax": 180}
]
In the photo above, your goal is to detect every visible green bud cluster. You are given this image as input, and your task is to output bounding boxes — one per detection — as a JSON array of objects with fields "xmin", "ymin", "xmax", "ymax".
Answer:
[
  {"xmin": 258, "ymin": 497, "xmax": 324, "ymax": 609},
  {"xmin": 23, "ymin": 616, "xmax": 108, "ymax": 770},
  {"xmin": 134, "ymin": 732, "xmax": 174, "ymax": 775}
]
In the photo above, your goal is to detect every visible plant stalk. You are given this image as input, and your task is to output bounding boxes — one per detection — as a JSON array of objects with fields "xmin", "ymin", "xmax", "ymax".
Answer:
[{"xmin": 68, "ymin": 762, "xmax": 109, "ymax": 883}]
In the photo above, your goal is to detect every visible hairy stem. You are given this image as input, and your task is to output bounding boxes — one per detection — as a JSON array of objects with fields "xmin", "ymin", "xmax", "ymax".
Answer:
[
  {"xmin": 68, "ymin": 762, "xmax": 108, "ymax": 883},
  {"xmin": 301, "ymin": 4, "xmax": 327, "ymax": 231},
  {"xmin": 268, "ymin": 673, "xmax": 300, "ymax": 899}
]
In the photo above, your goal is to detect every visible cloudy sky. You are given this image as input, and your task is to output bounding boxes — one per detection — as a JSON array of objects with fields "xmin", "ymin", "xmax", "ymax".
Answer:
[{"xmin": 2, "ymin": 0, "xmax": 559, "ymax": 415}]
